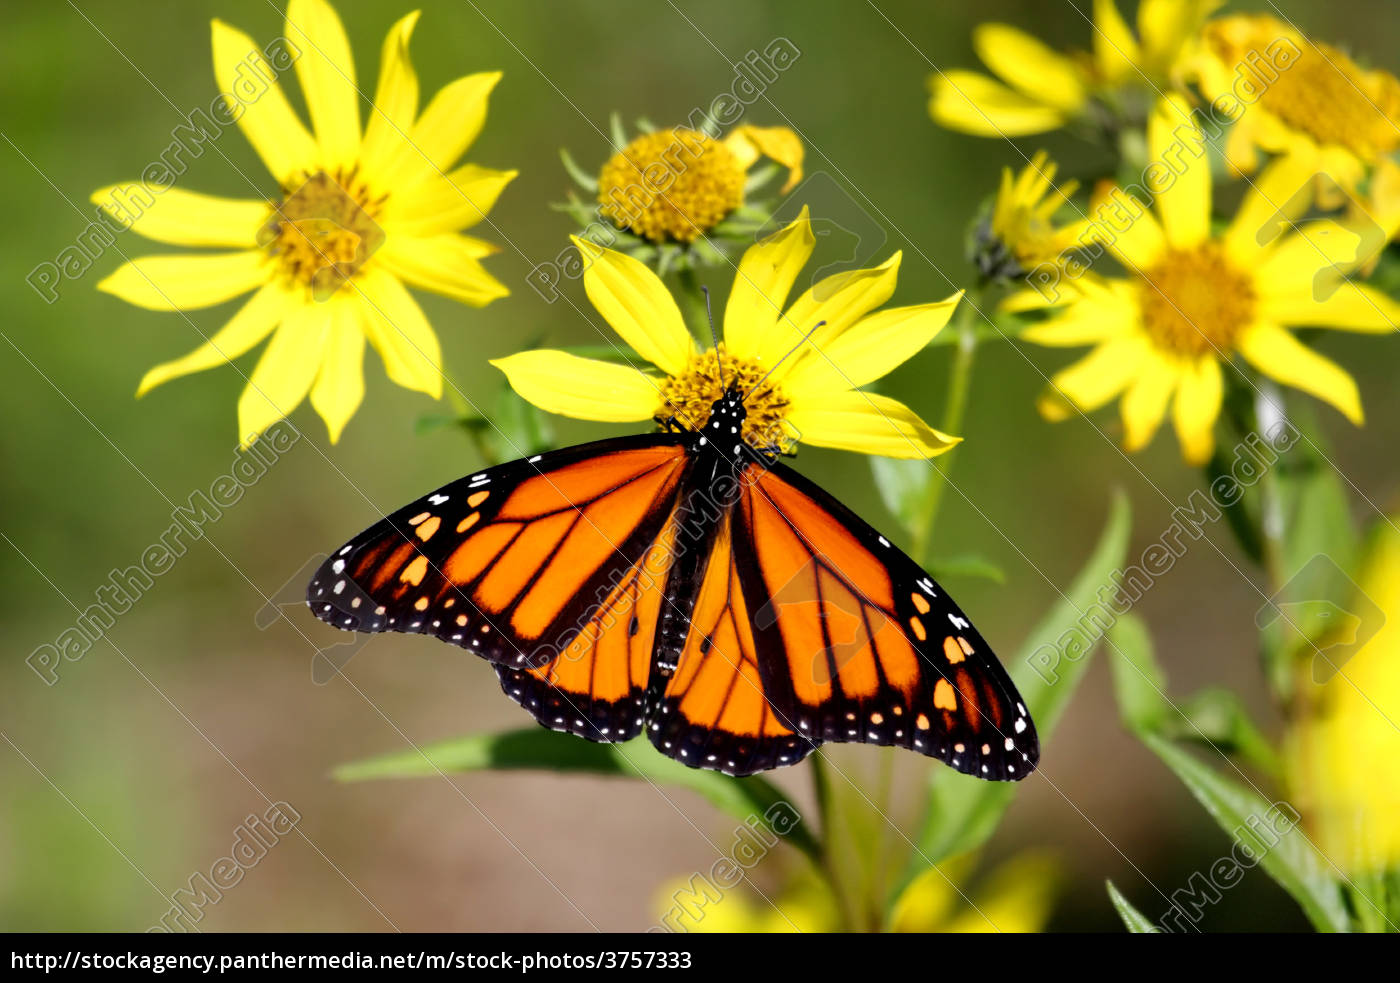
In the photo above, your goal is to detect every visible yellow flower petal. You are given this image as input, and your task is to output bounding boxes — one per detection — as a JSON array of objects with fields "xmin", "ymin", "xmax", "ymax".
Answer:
[
  {"xmin": 782, "ymin": 294, "xmax": 962, "ymax": 395},
  {"xmin": 396, "ymin": 71, "xmax": 502, "ymax": 180},
  {"xmin": 211, "ymin": 19, "xmax": 318, "ymax": 183},
  {"xmin": 354, "ymin": 267, "xmax": 442, "ymax": 398},
  {"xmin": 1261, "ymin": 282, "xmax": 1400, "ymax": 333},
  {"xmin": 723, "ymin": 207, "xmax": 815, "ymax": 363},
  {"xmin": 1139, "ymin": 0, "xmax": 1221, "ymax": 69},
  {"xmin": 1092, "ymin": 0, "xmax": 1141, "ymax": 83},
  {"xmin": 1089, "ymin": 184, "xmax": 1164, "ymax": 270},
  {"xmin": 1149, "ymin": 95, "xmax": 1211, "ymax": 249},
  {"xmin": 97, "ymin": 250, "xmax": 267, "ymax": 311},
  {"xmin": 309, "ymin": 298, "xmax": 366, "ymax": 443},
  {"xmin": 90, "ymin": 186, "xmax": 265, "ymax": 248},
  {"xmin": 137, "ymin": 282, "xmax": 291, "ymax": 396},
  {"xmin": 928, "ymin": 70, "xmax": 1070, "ymax": 137},
  {"xmin": 384, "ymin": 164, "xmax": 517, "ymax": 236},
  {"xmin": 1258, "ymin": 219, "xmax": 1377, "ymax": 287},
  {"xmin": 360, "ymin": 11, "xmax": 421, "ymax": 181},
  {"xmin": 1223, "ymin": 154, "xmax": 1317, "ymax": 264},
  {"xmin": 1121, "ymin": 355, "xmax": 1179, "ymax": 452},
  {"xmin": 1038, "ymin": 336, "xmax": 1149, "ymax": 420},
  {"xmin": 285, "ymin": 0, "xmax": 360, "ymax": 168},
  {"xmin": 974, "ymin": 24, "xmax": 1086, "ymax": 111},
  {"xmin": 1236, "ymin": 322, "xmax": 1363, "ymax": 424},
  {"xmin": 787, "ymin": 390, "xmax": 960, "ymax": 459},
  {"xmin": 1020, "ymin": 297, "xmax": 1131, "ymax": 347},
  {"xmin": 378, "ymin": 234, "xmax": 508, "ymax": 308},
  {"xmin": 572, "ymin": 236, "xmax": 694, "ymax": 376},
  {"xmin": 774, "ymin": 253, "xmax": 901, "ymax": 375},
  {"xmin": 1172, "ymin": 356, "xmax": 1222, "ymax": 465},
  {"xmin": 237, "ymin": 301, "xmax": 332, "ymax": 445},
  {"xmin": 724, "ymin": 125, "xmax": 804, "ymax": 192},
  {"xmin": 490, "ymin": 350, "xmax": 660, "ymax": 423}
]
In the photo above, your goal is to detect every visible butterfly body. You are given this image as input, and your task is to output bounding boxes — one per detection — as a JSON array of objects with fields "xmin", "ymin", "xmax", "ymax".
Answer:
[{"xmin": 308, "ymin": 387, "xmax": 1038, "ymax": 779}]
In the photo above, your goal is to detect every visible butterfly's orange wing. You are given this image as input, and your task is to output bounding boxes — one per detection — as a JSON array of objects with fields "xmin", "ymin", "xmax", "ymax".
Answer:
[
  {"xmin": 647, "ymin": 510, "xmax": 815, "ymax": 775},
  {"xmin": 649, "ymin": 461, "xmax": 1037, "ymax": 780},
  {"xmin": 309, "ymin": 436, "xmax": 689, "ymax": 745}
]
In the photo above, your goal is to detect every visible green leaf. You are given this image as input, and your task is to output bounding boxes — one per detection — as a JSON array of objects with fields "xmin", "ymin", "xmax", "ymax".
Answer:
[
  {"xmin": 927, "ymin": 554, "xmax": 1006, "ymax": 585},
  {"xmin": 485, "ymin": 387, "xmax": 556, "ymax": 460},
  {"xmin": 609, "ymin": 111, "xmax": 629, "ymax": 151},
  {"xmin": 335, "ymin": 727, "xmax": 820, "ymax": 864},
  {"xmin": 1107, "ymin": 613, "xmax": 1172, "ymax": 734},
  {"xmin": 901, "ymin": 492, "xmax": 1132, "ymax": 888},
  {"xmin": 1105, "ymin": 615, "xmax": 1350, "ymax": 931},
  {"xmin": 1142, "ymin": 734, "xmax": 1350, "ymax": 933},
  {"xmin": 559, "ymin": 147, "xmax": 598, "ymax": 191},
  {"xmin": 1167, "ymin": 687, "xmax": 1280, "ymax": 778},
  {"xmin": 1106, "ymin": 880, "xmax": 1160, "ymax": 933},
  {"xmin": 1259, "ymin": 401, "xmax": 1361, "ymax": 699},
  {"xmin": 870, "ymin": 457, "xmax": 930, "ymax": 535}
]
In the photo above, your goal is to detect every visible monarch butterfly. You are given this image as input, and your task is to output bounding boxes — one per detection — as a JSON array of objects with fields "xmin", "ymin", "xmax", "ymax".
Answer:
[{"xmin": 307, "ymin": 385, "xmax": 1037, "ymax": 780}]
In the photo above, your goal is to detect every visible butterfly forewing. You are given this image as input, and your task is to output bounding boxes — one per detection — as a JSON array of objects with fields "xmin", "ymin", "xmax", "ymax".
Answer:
[{"xmin": 307, "ymin": 435, "xmax": 689, "ymax": 677}]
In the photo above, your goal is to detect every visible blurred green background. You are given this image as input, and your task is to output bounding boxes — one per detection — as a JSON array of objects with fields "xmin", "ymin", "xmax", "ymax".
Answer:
[{"xmin": 3, "ymin": 0, "xmax": 1398, "ymax": 931}]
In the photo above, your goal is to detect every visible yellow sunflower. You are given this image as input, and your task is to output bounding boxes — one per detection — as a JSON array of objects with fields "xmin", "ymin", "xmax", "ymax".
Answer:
[
  {"xmin": 491, "ymin": 208, "xmax": 961, "ymax": 460},
  {"xmin": 1193, "ymin": 14, "xmax": 1400, "ymax": 206},
  {"xmin": 1017, "ymin": 96, "xmax": 1400, "ymax": 464},
  {"xmin": 1287, "ymin": 519, "xmax": 1400, "ymax": 876},
  {"xmin": 596, "ymin": 125, "xmax": 804, "ymax": 244},
  {"xmin": 930, "ymin": 0, "xmax": 1220, "ymax": 137},
  {"xmin": 94, "ymin": 0, "xmax": 515, "ymax": 445},
  {"xmin": 977, "ymin": 150, "xmax": 1092, "ymax": 279}
]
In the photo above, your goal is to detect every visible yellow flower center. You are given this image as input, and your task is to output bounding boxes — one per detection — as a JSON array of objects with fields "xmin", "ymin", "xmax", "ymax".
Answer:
[
  {"xmin": 259, "ymin": 166, "xmax": 387, "ymax": 299},
  {"xmin": 598, "ymin": 129, "xmax": 745, "ymax": 244},
  {"xmin": 1206, "ymin": 21, "xmax": 1400, "ymax": 160},
  {"xmin": 656, "ymin": 346, "xmax": 793, "ymax": 453},
  {"xmin": 1136, "ymin": 244, "xmax": 1256, "ymax": 359}
]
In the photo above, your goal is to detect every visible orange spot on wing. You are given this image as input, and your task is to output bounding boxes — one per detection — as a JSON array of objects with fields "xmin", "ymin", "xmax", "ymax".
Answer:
[
  {"xmin": 456, "ymin": 513, "xmax": 479, "ymax": 533},
  {"xmin": 934, "ymin": 678, "xmax": 957, "ymax": 711},
  {"xmin": 415, "ymin": 516, "xmax": 440, "ymax": 541},
  {"xmin": 943, "ymin": 635, "xmax": 966, "ymax": 664},
  {"xmin": 911, "ymin": 592, "xmax": 930, "ymax": 614},
  {"xmin": 467, "ymin": 490, "xmax": 490, "ymax": 507},
  {"xmin": 400, "ymin": 554, "xmax": 429, "ymax": 587}
]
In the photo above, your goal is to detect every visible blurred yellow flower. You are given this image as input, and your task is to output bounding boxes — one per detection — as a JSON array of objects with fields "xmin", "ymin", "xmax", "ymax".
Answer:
[
  {"xmin": 1192, "ymin": 14, "xmax": 1400, "ymax": 206},
  {"xmin": 889, "ymin": 851, "xmax": 1059, "ymax": 933},
  {"xmin": 94, "ymin": 0, "xmax": 514, "ymax": 445},
  {"xmin": 598, "ymin": 125, "xmax": 803, "ymax": 243},
  {"xmin": 1016, "ymin": 96, "xmax": 1399, "ymax": 464},
  {"xmin": 978, "ymin": 150, "xmax": 1091, "ymax": 278},
  {"xmin": 492, "ymin": 209, "xmax": 962, "ymax": 460},
  {"xmin": 929, "ymin": 0, "xmax": 1220, "ymax": 137},
  {"xmin": 1288, "ymin": 520, "xmax": 1400, "ymax": 874}
]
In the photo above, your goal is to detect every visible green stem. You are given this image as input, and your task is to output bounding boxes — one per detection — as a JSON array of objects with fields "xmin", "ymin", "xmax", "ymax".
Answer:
[
  {"xmin": 810, "ymin": 753, "xmax": 859, "ymax": 931},
  {"xmin": 910, "ymin": 296, "xmax": 981, "ymax": 564},
  {"xmin": 443, "ymin": 372, "xmax": 500, "ymax": 466}
]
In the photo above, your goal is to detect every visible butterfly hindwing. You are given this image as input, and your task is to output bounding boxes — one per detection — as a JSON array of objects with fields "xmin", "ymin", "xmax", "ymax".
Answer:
[
  {"xmin": 646, "ymin": 511, "xmax": 818, "ymax": 776},
  {"xmin": 495, "ymin": 502, "xmax": 683, "ymax": 743},
  {"xmin": 732, "ymin": 462, "xmax": 1038, "ymax": 781},
  {"xmin": 306, "ymin": 435, "xmax": 689, "ymax": 679}
]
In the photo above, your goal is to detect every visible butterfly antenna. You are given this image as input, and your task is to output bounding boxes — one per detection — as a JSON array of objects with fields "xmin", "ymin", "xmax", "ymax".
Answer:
[
  {"xmin": 747, "ymin": 320, "xmax": 826, "ymax": 400},
  {"xmin": 701, "ymin": 285, "xmax": 727, "ymax": 389}
]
